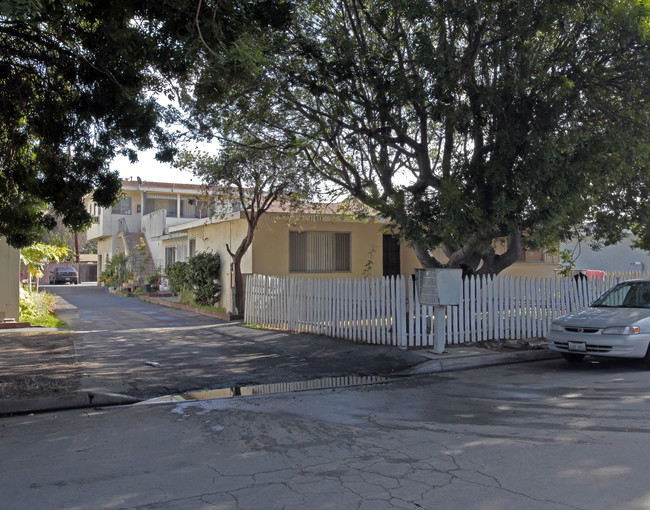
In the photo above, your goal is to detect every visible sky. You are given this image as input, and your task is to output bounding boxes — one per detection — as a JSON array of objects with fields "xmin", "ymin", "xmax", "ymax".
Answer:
[{"xmin": 110, "ymin": 149, "xmax": 197, "ymax": 185}]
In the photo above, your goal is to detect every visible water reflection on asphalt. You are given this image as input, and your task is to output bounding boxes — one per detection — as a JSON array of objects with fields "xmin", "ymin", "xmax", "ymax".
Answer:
[{"xmin": 143, "ymin": 375, "xmax": 392, "ymax": 404}]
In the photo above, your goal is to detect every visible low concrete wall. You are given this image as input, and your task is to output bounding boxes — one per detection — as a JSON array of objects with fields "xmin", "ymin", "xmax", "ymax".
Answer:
[{"xmin": 0, "ymin": 238, "xmax": 20, "ymax": 320}]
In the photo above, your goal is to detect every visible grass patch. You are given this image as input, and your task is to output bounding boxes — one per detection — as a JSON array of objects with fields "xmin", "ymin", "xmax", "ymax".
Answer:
[
  {"xmin": 242, "ymin": 323, "xmax": 266, "ymax": 329},
  {"xmin": 19, "ymin": 287, "xmax": 67, "ymax": 328},
  {"xmin": 178, "ymin": 287, "xmax": 226, "ymax": 314},
  {"xmin": 27, "ymin": 314, "xmax": 67, "ymax": 328},
  {"xmin": 194, "ymin": 303, "xmax": 227, "ymax": 315}
]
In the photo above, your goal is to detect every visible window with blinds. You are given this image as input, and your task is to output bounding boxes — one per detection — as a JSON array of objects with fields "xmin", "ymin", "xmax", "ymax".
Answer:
[
  {"xmin": 165, "ymin": 246, "xmax": 175, "ymax": 267},
  {"xmin": 146, "ymin": 195, "xmax": 177, "ymax": 217},
  {"xmin": 289, "ymin": 231, "xmax": 351, "ymax": 273}
]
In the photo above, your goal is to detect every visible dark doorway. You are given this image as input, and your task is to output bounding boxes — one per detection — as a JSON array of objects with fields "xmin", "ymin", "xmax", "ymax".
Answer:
[{"xmin": 382, "ymin": 235, "xmax": 401, "ymax": 276}]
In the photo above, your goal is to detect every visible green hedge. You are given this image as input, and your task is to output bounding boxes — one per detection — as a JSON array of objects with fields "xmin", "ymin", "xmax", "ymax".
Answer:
[
  {"xmin": 166, "ymin": 252, "xmax": 221, "ymax": 306},
  {"xmin": 165, "ymin": 261, "xmax": 190, "ymax": 294}
]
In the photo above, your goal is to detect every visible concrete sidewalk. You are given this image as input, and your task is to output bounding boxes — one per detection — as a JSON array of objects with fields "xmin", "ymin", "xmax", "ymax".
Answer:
[
  {"xmin": 141, "ymin": 292, "xmax": 560, "ymax": 376},
  {"xmin": 399, "ymin": 339, "xmax": 558, "ymax": 375}
]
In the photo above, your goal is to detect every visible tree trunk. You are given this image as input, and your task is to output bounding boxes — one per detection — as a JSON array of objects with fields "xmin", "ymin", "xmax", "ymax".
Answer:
[
  {"xmin": 414, "ymin": 230, "xmax": 523, "ymax": 276},
  {"xmin": 232, "ymin": 254, "xmax": 245, "ymax": 314},
  {"xmin": 227, "ymin": 228, "xmax": 256, "ymax": 314},
  {"xmin": 475, "ymin": 230, "xmax": 523, "ymax": 275},
  {"xmin": 414, "ymin": 243, "xmax": 444, "ymax": 269}
]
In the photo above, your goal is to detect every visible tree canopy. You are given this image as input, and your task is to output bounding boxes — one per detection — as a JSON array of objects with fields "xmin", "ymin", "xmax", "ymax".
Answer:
[
  {"xmin": 177, "ymin": 137, "xmax": 311, "ymax": 312},
  {"xmin": 0, "ymin": 0, "xmax": 292, "ymax": 248},
  {"xmin": 6, "ymin": 0, "xmax": 648, "ymax": 276},
  {"xmin": 1, "ymin": 0, "xmax": 170, "ymax": 246},
  {"xmin": 186, "ymin": 0, "xmax": 650, "ymax": 274}
]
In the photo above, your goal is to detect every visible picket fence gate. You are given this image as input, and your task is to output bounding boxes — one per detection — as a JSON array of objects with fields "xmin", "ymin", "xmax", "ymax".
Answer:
[{"xmin": 244, "ymin": 272, "xmax": 650, "ymax": 349}]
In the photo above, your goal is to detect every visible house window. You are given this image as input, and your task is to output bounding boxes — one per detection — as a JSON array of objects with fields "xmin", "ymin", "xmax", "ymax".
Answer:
[
  {"xmin": 189, "ymin": 238, "xmax": 196, "ymax": 258},
  {"xmin": 177, "ymin": 243, "xmax": 188, "ymax": 263},
  {"xmin": 165, "ymin": 247, "xmax": 176, "ymax": 267},
  {"xmin": 289, "ymin": 231, "xmax": 351, "ymax": 273},
  {"xmin": 111, "ymin": 197, "xmax": 132, "ymax": 215},
  {"xmin": 181, "ymin": 198, "xmax": 211, "ymax": 218},
  {"xmin": 146, "ymin": 195, "xmax": 177, "ymax": 217}
]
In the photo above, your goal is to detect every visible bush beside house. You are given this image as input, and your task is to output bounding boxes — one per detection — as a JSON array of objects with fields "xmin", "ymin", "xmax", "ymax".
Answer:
[{"xmin": 166, "ymin": 252, "xmax": 222, "ymax": 308}]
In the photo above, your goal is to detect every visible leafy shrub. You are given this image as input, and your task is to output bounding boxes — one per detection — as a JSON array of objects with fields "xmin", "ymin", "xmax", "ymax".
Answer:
[
  {"xmin": 99, "ymin": 253, "xmax": 130, "ymax": 287},
  {"xmin": 19, "ymin": 287, "xmax": 56, "ymax": 322},
  {"xmin": 165, "ymin": 261, "xmax": 190, "ymax": 294},
  {"xmin": 187, "ymin": 252, "xmax": 221, "ymax": 306},
  {"xmin": 165, "ymin": 253, "xmax": 221, "ymax": 306}
]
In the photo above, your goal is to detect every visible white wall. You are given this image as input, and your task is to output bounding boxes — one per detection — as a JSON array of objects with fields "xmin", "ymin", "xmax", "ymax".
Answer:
[{"xmin": 561, "ymin": 236, "xmax": 650, "ymax": 273}]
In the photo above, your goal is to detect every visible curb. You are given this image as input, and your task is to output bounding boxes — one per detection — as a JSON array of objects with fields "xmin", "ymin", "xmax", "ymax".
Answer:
[
  {"xmin": 0, "ymin": 327, "xmax": 66, "ymax": 335},
  {"xmin": 0, "ymin": 391, "xmax": 140, "ymax": 417},
  {"xmin": 399, "ymin": 349, "xmax": 560, "ymax": 375},
  {"xmin": 141, "ymin": 296, "xmax": 243, "ymax": 321}
]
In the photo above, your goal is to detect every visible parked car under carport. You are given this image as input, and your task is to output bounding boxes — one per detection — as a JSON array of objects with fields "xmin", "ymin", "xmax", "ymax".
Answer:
[{"xmin": 49, "ymin": 267, "xmax": 79, "ymax": 285}]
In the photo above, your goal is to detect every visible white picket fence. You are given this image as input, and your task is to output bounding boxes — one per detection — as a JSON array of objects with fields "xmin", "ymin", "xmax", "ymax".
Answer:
[{"xmin": 244, "ymin": 272, "xmax": 650, "ymax": 349}]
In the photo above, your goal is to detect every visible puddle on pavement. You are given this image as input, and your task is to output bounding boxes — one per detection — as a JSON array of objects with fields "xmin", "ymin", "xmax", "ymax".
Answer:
[{"xmin": 143, "ymin": 375, "xmax": 391, "ymax": 404}]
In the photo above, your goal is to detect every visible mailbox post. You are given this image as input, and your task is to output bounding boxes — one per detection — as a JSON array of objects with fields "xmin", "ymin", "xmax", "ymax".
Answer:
[{"xmin": 414, "ymin": 268, "xmax": 462, "ymax": 353}]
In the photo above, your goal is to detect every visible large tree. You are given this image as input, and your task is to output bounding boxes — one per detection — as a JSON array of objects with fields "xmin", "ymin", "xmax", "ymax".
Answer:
[
  {"xmin": 177, "ymin": 138, "xmax": 311, "ymax": 313},
  {"xmin": 1, "ymin": 1, "xmax": 167, "ymax": 246},
  {"xmin": 189, "ymin": 0, "xmax": 650, "ymax": 274},
  {"xmin": 0, "ymin": 0, "xmax": 292, "ymax": 248}
]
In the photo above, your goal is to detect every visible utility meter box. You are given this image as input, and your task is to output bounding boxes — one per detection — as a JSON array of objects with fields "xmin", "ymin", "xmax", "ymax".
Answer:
[{"xmin": 414, "ymin": 268, "xmax": 462, "ymax": 306}]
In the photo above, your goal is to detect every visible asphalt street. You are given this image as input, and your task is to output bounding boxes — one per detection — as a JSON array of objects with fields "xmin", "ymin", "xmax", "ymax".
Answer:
[
  {"xmin": 2, "ymin": 357, "xmax": 650, "ymax": 510},
  {"xmin": 46, "ymin": 284, "xmax": 426, "ymax": 402}
]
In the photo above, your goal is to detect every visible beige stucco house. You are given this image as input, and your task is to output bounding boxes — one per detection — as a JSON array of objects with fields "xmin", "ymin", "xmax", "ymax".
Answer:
[
  {"xmin": 169, "ymin": 205, "xmax": 560, "ymax": 313},
  {"xmin": 1, "ymin": 237, "xmax": 20, "ymax": 320},
  {"xmin": 86, "ymin": 179, "xmax": 560, "ymax": 314}
]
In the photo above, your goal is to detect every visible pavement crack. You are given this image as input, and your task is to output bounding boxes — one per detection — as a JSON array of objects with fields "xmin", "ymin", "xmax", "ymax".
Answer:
[{"xmin": 450, "ymin": 466, "xmax": 586, "ymax": 510}]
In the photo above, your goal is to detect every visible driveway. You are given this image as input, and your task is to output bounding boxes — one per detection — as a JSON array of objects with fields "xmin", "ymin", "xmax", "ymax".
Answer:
[{"xmin": 45, "ymin": 284, "xmax": 425, "ymax": 403}]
